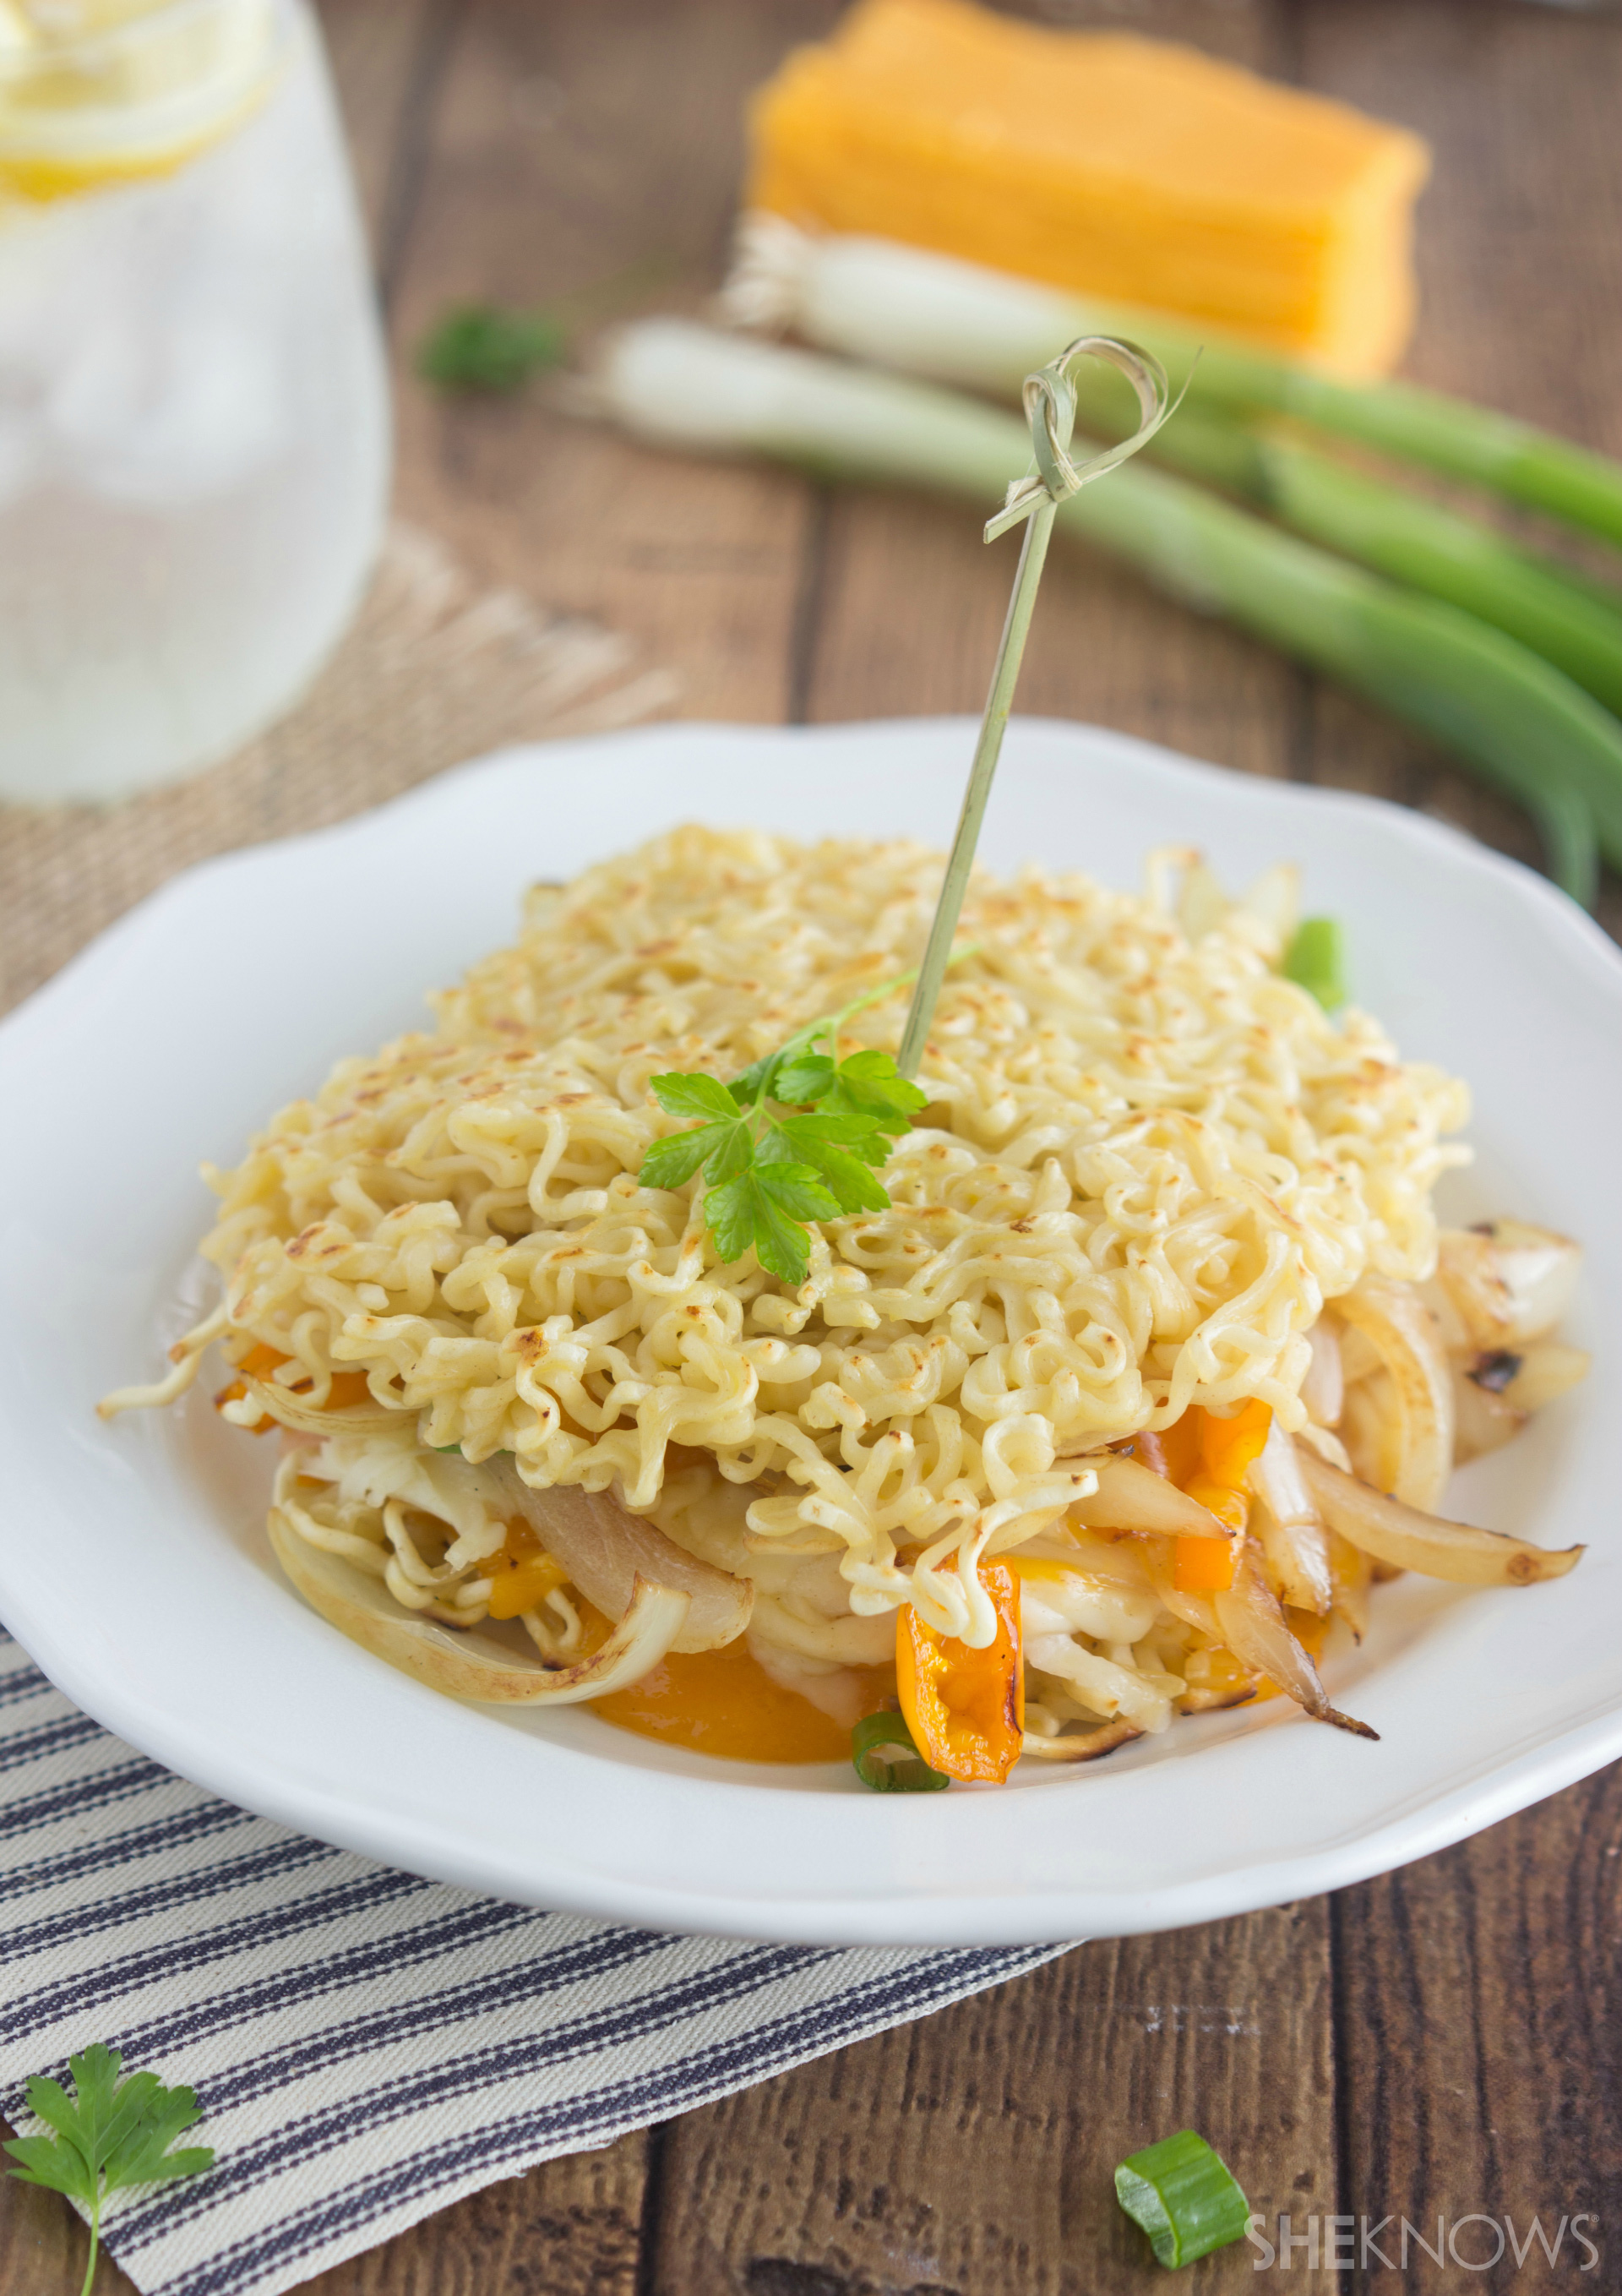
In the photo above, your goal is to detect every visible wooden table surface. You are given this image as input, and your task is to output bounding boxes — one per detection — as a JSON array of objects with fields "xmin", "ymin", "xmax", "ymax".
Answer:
[{"xmin": 4, "ymin": 3, "xmax": 1621, "ymax": 2292}]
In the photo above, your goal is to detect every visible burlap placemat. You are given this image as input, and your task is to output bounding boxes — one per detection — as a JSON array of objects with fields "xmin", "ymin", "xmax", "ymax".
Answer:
[{"xmin": 0, "ymin": 521, "xmax": 679, "ymax": 1017}]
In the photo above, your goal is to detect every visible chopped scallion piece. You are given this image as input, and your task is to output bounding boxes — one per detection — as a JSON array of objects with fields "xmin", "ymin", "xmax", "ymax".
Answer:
[
  {"xmin": 852, "ymin": 1710, "xmax": 950, "ymax": 1792},
  {"xmin": 1282, "ymin": 917, "xmax": 1347, "ymax": 1012},
  {"xmin": 1114, "ymin": 2130, "xmax": 1250, "ymax": 2268}
]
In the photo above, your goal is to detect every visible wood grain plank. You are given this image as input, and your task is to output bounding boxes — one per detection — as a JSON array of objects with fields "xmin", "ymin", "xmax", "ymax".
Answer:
[
  {"xmin": 1304, "ymin": 0, "xmax": 1622, "ymax": 442},
  {"xmin": 651, "ymin": 1907, "xmax": 1333, "ymax": 2296},
  {"xmin": 386, "ymin": 0, "xmax": 836, "ymax": 722},
  {"xmin": 1294, "ymin": 10, "xmax": 1622, "ymax": 2288},
  {"xmin": 804, "ymin": 482, "xmax": 1306, "ymax": 781},
  {"xmin": 294, "ymin": 2134, "xmax": 651, "ymax": 2296},
  {"xmin": 1021, "ymin": 0, "xmax": 1294, "ymax": 66},
  {"xmin": 1331, "ymin": 1768, "xmax": 1622, "ymax": 2292},
  {"xmin": 0, "ymin": 2151, "xmax": 135, "ymax": 2296},
  {"xmin": 314, "ymin": 0, "xmax": 449, "ymax": 254}
]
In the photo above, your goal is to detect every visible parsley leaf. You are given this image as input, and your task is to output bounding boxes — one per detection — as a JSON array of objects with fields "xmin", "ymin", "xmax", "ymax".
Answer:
[
  {"xmin": 706, "ymin": 1165, "xmax": 841, "ymax": 1284},
  {"xmin": 822, "ymin": 1047, "xmax": 928, "ymax": 1128},
  {"xmin": 644, "ymin": 1033, "xmax": 918, "ymax": 1279},
  {"xmin": 646, "ymin": 1073, "xmax": 739, "ymax": 1124},
  {"xmin": 417, "ymin": 256, "xmax": 678, "ymax": 398},
  {"xmin": 5, "ymin": 2045, "xmax": 214, "ymax": 2296},
  {"xmin": 640, "ymin": 1079, "xmax": 754, "ymax": 1192},
  {"xmin": 761, "ymin": 1118, "xmax": 892, "ymax": 1213},
  {"xmin": 770, "ymin": 1050, "xmax": 836, "ymax": 1104},
  {"xmin": 638, "ymin": 953, "xmax": 975, "ymax": 1284}
]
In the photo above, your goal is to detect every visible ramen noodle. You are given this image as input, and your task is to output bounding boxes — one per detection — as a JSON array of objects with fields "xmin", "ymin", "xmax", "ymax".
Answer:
[{"xmin": 103, "ymin": 828, "xmax": 1588, "ymax": 1775}]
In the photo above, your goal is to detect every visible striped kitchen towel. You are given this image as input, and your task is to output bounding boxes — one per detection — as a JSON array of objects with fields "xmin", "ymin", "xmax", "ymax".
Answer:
[{"xmin": 0, "ymin": 1628, "xmax": 1064, "ymax": 2296}]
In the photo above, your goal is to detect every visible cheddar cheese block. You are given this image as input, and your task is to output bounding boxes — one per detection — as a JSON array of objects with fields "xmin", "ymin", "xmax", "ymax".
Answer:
[{"xmin": 746, "ymin": 0, "xmax": 1431, "ymax": 376}]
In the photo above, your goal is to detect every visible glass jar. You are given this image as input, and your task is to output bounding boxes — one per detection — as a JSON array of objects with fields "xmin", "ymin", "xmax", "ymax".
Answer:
[{"xmin": 0, "ymin": 0, "xmax": 390, "ymax": 802}]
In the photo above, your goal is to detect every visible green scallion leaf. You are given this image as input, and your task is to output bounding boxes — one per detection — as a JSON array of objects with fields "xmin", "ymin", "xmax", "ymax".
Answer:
[
  {"xmin": 1113, "ymin": 2130, "xmax": 1250, "ymax": 2269},
  {"xmin": 851, "ymin": 1710, "xmax": 950, "ymax": 1792},
  {"xmin": 1282, "ymin": 917, "xmax": 1347, "ymax": 1012}
]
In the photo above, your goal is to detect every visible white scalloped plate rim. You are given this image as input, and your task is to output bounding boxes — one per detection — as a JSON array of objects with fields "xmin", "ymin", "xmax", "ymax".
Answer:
[{"xmin": 0, "ymin": 715, "xmax": 1617, "ymax": 1947}]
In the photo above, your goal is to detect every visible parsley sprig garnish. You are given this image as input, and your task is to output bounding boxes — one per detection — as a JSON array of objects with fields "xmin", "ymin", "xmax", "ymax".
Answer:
[
  {"xmin": 5, "ymin": 2044, "xmax": 214, "ymax": 2296},
  {"xmin": 639, "ymin": 970, "xmax": 946, "ymax": 1287}
]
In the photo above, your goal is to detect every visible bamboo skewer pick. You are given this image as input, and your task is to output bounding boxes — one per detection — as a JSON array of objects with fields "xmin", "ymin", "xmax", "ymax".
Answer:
[{"xmin": 895, "ymin": 335, "xmax": 1187, "ymax": 1079}]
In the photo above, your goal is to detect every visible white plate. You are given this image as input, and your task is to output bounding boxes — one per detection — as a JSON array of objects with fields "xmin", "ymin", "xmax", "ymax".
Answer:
[{"xmin": 1, "ymin": 717, "xmax": 1617, "ymax": 1946}]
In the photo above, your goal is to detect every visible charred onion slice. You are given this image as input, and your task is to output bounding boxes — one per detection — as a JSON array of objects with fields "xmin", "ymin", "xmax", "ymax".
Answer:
[
  {"xmin": 1177, "ymin": 1683, "xmax": 1261, "ymax": 1715},
  {"xmin": 1021, "ymin": 1718, "xmax": 1143, "ymax": 1762},
  {"xmin": 482, "ymin": 1457, "xmax": 752, "ymax": 1653},
  {"xmin": 1295, "ymin": 1444, "xmax": 1584, "ymax": 1587},
  {"xmin": 1299, "ymin": 1321, "xmax": 1344, "ymax": 1429},
  {"xmin": 1213, "ymin": 1541, "xmax": 1377, "ymax": 1740},
  {"xmin": 268, "ymin": 1513, "xmax": 689, "ymax": 1701},
  {"xmin": 1335, "ymin": 1278, "xmax": 1456, "ymax": 1513},
  {"xmin": 1067, "ymin": 1454, "xmax": 1231, "ymax": 1541},
  {"xmin": 1253, "ymin": 1507, "xmax": 1334, "ymax": 1617},
  {"xmin": 1437, "ymin": 1221, "xmax": 1581, "ymax": 1350},
  {"xmin": 1248, "ymin": 1418, "xmax": 1332, "ymax": 1615},
  {"xmin": 236, "ymin": 1377, "xmax": 397, "ymax": 1437}
]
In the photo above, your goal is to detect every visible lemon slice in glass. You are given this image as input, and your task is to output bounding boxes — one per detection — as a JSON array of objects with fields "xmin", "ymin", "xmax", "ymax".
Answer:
[{"xmin": 0, "ymin": 0, "xmax": 279, "ymax": 200}]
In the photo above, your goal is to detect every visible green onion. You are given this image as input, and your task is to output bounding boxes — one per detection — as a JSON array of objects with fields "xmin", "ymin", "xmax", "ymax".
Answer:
[
  {"xmin": 852, "ymin": 1710, "xmax": 950, "ymax": 1792},
  {"xmin": 591, "ymin": 321, "xmax": 1617, "ymax": 906},
  {"xmin": 1114, "ymin": 2130, "xmax": 1250, "ymax": 2268},
  {"xmin": 1148, "ymin": 408, "xmax": 1622, "ymax": 717},
  {"xmin": 1193, "ymin": 344, "xmax": 1622, "ymax": 558},
  {"xmin": 1282, "ymin": 917, "xmax": 1347, "ymax": 1012},
  {"xmin": 727, "ymin": 226, "xmax": 1622, "ymax": 554}
]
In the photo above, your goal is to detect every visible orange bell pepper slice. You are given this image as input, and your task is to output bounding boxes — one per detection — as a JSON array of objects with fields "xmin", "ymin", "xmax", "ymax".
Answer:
[
  {"xmin": 484, "ymin": 1519, "xmax": 569, "ymax": 1620},
  {"xmin": 214, "ymin": 1342, "xmax": 289, "ymax": 1435},
  {"xmin": 896, "ymin": 1558, "xmax": 1024, "ymax": 1784},
  {"xmin": 1199, "ymin": 1396, "xmax": 1273, "ymax": 1486},
  {"xmin": 1173, "ymin": 1535, "xmax": 1240, "ymax": 1594},
  {"xmin": 322, "ymin": 1371, "xmax": 375, "ymax": 1410},
  {"xmin": 216, "ymin": 1342, "xmax": 373, "ymax": 1427},
  {"xmin": 1168, "ymin": 1399, "xmax": 1273, "ymax": 1595}
]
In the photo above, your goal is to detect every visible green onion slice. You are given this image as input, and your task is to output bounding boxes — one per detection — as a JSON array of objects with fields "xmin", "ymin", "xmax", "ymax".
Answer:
[
  {"xmin": 1113, "ymin": 2130, "xmax": 1250, "ymax": 2268},
  {"xmin": 1282, "ymin": 916, "xmax": 1347, "ymax": 1012},
  {"xmin": 851, "ymin": 1711, "xmax": 950, "ymax": 1792}
]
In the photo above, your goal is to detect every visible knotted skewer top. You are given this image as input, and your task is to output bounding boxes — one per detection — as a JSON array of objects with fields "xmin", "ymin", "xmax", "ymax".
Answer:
[{"xmin": 985, "ymin": 333, "xmax": 1184, "ymax": 542}]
